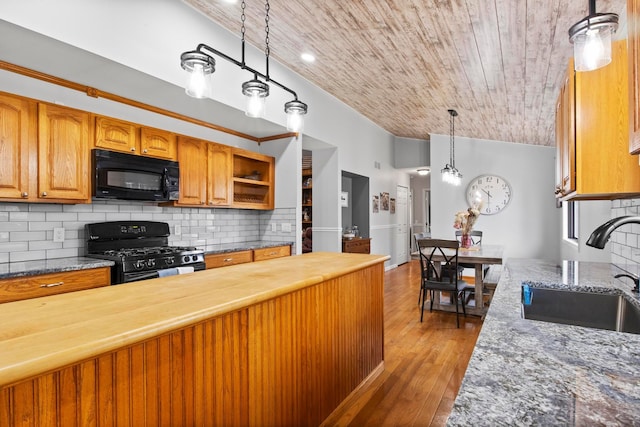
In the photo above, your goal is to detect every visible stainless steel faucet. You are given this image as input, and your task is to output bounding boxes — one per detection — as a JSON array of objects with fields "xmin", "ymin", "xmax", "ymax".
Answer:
[
  {"xmin": 586, "ymin": 216, "xmax": 640, "ymax": 249},
  {"xmin": 588, "ymin": 215, "xmax": 640, "ymax": 293}
]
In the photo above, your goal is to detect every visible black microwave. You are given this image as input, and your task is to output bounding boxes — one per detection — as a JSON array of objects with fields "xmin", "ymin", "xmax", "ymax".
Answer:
[{"xmin": 92, "ymin": 149, "xmax": 180, "ymax": 202}]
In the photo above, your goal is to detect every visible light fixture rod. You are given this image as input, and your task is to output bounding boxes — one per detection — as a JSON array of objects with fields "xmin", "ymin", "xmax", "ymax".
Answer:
[
  {"xmin": 589, "ymin": 0, "xmax": 596, "ymax": 15},
  {"xmin": 192, "ymin": 43, "xmax": 300, "ymax": 101}
]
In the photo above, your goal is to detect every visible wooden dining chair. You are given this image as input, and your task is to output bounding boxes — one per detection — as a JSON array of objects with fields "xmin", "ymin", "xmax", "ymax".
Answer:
[{"xmin": 416, "ymin": 238, "xmax": 469, "ymax": 328}]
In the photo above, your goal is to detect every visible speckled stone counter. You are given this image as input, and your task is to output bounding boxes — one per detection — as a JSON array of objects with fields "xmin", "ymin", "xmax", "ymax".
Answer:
[
  {"xmin": 204, "ymin": 240, "xmax": 293, "ymax": 255},
  {"xmin": 0, "ymin": 257, "xmax": 114, "ymax": 279},
  {"xmin": 447, "ymin": 259, "xmax": 640, "ymax": 426}
]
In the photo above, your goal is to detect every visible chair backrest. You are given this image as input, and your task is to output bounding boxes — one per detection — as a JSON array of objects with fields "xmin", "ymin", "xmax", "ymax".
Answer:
[
  {"xmin": 454, "ymin": 230, "xmax": 482, "ymax": 245},
  {"xmin": 416, "ymin": 238, "xmax": 460, "ymax": 285},
  {"xmin": 413, "ymin": 232, "xmax": 430, "ymax": 249}
]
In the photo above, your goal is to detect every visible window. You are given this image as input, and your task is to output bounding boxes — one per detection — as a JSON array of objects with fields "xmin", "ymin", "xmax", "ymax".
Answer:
[{"xmin": 565, "ymin": 201, "xmax": 579, "ymax": 241}]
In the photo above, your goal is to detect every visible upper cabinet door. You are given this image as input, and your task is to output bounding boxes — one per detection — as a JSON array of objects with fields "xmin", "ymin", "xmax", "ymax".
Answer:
[
  {"xmin": 630, "ymin": 0, "xmax": 640, "ymax": 153},
  {"xmin": 207, "ymin": 143, "xmax": 231, "ymax": 206},
  {"xmin": 177, "ymin": 136, "xmax": 207, "ymax": 206},
  {"xmin": 37, "ymin": 103, "xmax": 90, "ymax": 201},
  {"xmin": 0, "ymin": 93, "xmax": 35, "ymax": 200},
  {"xmin": 140, "ymin": 127, "xmax": 177, "ymax": 160},
  {"xmin": 95, "ymin": 116, "xmax": 138, "ymax": 154}
]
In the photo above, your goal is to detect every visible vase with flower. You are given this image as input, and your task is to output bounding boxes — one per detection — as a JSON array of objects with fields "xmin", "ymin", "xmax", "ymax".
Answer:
[{"xmin": 453, "ymin": 202, "xmax": 482, "ymax": 248}]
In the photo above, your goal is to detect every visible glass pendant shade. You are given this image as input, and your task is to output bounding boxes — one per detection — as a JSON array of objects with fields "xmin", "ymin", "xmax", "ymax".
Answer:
[
  {"xmin": 242, "ymin": 79, "xmax": 269, "ymax": 118},
  {"xmin": 181, "ymin": 51, "xmax": 215, "ymax": 99},
  {"xmin": 572, "ymin": 26, "xmax": 613, "ymax": 71},
  {"xmin": 285, "ymin": 99, "xmax": 308, "ymax": 132},
  {"xmin": 568, "ymin": 3, "xmax": 618, "ymax": 72}
]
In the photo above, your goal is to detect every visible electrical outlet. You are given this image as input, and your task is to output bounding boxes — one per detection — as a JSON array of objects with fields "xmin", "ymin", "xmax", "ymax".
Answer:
[
  {"xmin": 282, "ymin": 223, "xmax": 291, "ymax": 232},
  {"xmin": 174, "ymin": 224, "xmax": 182, "ymax": 236},
  {"xmin": 53, "ymin": 227, "xmax": 65, "ymax": 243},
  {"xmin": 271, "ymin": 223, "xmax": 277, "ymax": 232}
]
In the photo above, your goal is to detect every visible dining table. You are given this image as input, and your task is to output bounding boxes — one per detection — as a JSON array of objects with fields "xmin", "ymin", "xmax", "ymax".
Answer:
[{"xmin": 419, "ymin": 244, "xmax": 504, "ymax": 316}]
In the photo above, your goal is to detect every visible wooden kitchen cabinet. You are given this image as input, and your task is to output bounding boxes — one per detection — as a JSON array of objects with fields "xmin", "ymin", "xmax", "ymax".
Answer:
[
  {"xmin": 0, "ymin": 267, "xmax": 110, "ymax": 304},
  {"xmin": 555, "ymin": 61, "xmax": 575, "ymax": 197},
  {"xmin": 629, "ymin": 0, "xmax": 640, "ymax": 153},
  {"xmin": 38, "ymin": 103, "xmax": 91, "ymax": 202},
  {"xmin": 207, "ymin": 142, "xmax": 232, "ymax": 206},
  {"xmin": 205, "ymin": 245, "xmax": 291, "ymax": 269},
  {"xmin": 253, "ymin": 245, "xmax": 291, "ymax": 261},
  {"xmin": 175, "ymin": 138, "xmax": 232, "ymax": 207},
  {"xmin": 176, "ymin": 136, "xmax": 207, "ymax": 206},
  {"xmin": 555, "ymin": 40, "xmax": 640, "ymax": 201},
  {"xmin": 0, "ymin": 93, "xmax": 35, "ymax": 201},
  {"xmin": 342, "ymin": 237, "xmax": 371, "ymax": 254},
  {"xmin": 231, "ymin": 147, "xmax": 275, "ymax": 209},
  {"xmin": 95, "ymin": 116, "xmax": 177, "ymax": 160},
  {"xmin": 0, "ymin": 94, "xmax": 91, "ymax": 203},
  {"xmin": 205, "ymin": 250, "xmax": 253, "ymax": 268}
]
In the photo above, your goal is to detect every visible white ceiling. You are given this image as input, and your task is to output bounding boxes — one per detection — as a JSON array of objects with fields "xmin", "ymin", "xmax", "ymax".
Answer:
[{"xmin": 185, "ymin": 0, "xmax": 627, "ymax": 146}]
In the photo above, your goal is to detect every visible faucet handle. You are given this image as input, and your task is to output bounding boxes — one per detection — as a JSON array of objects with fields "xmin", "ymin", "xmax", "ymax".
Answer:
[{"xmin": 614, "ymin": 273, "xmax": 640, "ymax": 293}]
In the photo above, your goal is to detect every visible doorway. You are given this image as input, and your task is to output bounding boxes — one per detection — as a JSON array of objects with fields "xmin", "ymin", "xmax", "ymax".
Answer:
[{"xmin": 396, "ymin": 185, "xmax": 409, "ymax": 265}]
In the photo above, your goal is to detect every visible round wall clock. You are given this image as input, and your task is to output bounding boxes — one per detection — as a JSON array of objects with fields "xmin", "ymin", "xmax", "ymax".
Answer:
[{"xmin": 466, "ymin": 174, "xmax": 512, "ymax": 215}]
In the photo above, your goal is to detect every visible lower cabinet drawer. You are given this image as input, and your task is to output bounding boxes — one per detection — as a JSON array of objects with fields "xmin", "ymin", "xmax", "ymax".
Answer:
[
  {"xmin": 342, "ymin": 238, "xmax": 371, "ymax": 254},
  {"xmin": 253, "ymin": 245, "xmax": 291, "ymax": 262},
  {"xmin": 205, "ymin": 250, "xmax": 253, "ymax": 269},
  {"xmin": 0, "ymin": 267, "xmax": 111, "ymax": 303}
]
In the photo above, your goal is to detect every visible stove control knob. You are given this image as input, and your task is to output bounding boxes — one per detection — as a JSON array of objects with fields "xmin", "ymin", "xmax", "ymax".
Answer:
[
  {"xmin": 166, "ymin": 256, "xmax": 175, "ymax": 265},
  {"xmin": 147, "ymin": 259, "xmax": 156, "ymax": 268},
  {"xmin": 183, "ymin": 255, "xmax": 190, "ymax": 263},
  {"xmin": 134, "ymin": 260, "xmax": 145, "ymax": 270},
  {"xmin": 192, "ymin": 255, "xmax": 199, "ymax": 262}
]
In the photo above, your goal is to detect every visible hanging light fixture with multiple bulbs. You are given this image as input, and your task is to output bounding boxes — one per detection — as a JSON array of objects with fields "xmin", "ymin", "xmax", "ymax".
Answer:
[
  {"xmin": 441, "ymin": 109, "xmax": 462, "ymax": 186},
  {"xmin": 568, "ymin": 0, "xmax": 618, "ymax": 72},
  {"xmin": 180, "ymin": 0, "xmax": 308, "ymax": 132}
]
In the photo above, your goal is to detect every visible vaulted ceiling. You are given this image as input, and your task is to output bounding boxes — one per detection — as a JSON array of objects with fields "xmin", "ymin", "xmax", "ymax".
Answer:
[{"xmin": 186, "ymin": 0, "xmax": 627, "ymax": 146}]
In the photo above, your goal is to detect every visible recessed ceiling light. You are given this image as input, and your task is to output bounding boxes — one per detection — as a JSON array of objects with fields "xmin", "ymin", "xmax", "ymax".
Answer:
[
  {"xmin": 417, "ymin": 169, "xmax": 429, "ymax": 176},
  {"xmin": 222, "ymin": 0, "xmax": 237, "ymax": 3},
  {"xmin": 301, "ymin": 52, "xmax": 316, "ymax": 63}
]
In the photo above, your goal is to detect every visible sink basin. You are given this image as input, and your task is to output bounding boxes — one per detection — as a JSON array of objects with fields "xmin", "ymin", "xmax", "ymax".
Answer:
[{"xmin": 521, "ymin": 285, "xmax": 640, "ymax": 335}]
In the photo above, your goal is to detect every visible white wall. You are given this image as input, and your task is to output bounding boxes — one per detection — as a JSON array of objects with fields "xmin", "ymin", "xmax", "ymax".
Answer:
[{"xmin": 430, "ymin": 134, "xmax": 560, "ymax": 261}]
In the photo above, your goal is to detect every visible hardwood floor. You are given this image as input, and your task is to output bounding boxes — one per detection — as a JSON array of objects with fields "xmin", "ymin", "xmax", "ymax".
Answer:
[{"xmin": 325, "ymin": 260, "xmax": 483, "ymax": 427}]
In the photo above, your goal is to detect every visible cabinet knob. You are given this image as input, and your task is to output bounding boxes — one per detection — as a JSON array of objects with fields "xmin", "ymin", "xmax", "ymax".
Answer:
[
  {"xmin": 21, "ymin": 192, "xmax": 28, "ymax": 198},
  {"xmin": 130, "ymin": 147, "xmax": 136, "ymax": 152},
  {"xmin": 41, "ymin": 192, "xmax": 48, "ymax": 197},
  {"xmin": 143, "ymin": 149, "xmax": 148, "ymax": 153}
]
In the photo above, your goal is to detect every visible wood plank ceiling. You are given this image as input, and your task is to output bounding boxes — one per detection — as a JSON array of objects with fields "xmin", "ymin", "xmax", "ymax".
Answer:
[{"xmin": 185, "ymin": 0, "xmax": 627, "ymax": 146}]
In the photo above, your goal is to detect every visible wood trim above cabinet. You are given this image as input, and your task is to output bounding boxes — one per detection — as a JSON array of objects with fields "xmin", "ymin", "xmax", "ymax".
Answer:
[{"xmin": 629, "ymin": 0, "xmax": 640, "ymax": 154}]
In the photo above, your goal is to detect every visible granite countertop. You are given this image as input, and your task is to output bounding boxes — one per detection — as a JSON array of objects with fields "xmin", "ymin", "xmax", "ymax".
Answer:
[
  {"xmin": 0, "ymin": 257, "xmax": 115, "ymax": 280},
  {"xmin": 204, "ymin": 240, "xmax": 293, "ymax": 255},
  {"xmin": 447, "ymin": 259, "xmax": 640, "ymax": 426}
]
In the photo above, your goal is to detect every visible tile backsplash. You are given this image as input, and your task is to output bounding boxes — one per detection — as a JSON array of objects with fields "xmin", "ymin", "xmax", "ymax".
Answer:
[
  {"xmin": 610, "ymin": 199, "xmax": 640, "ymax": 266},
  {"xmin": 0, "ymin": 201, "xmax": 296, "ymax": 263}
]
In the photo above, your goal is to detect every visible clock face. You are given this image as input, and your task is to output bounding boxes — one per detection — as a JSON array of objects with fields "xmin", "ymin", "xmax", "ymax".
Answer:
[{"xmin": 466, "ymin": 175, "xmax": 512, "ymax": 215}]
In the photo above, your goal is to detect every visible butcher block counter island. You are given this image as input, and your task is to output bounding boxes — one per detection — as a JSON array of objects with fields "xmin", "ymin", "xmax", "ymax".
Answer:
[{"xmin": 0, "ymin": 252, "xmax": 388, "ymax": 427}]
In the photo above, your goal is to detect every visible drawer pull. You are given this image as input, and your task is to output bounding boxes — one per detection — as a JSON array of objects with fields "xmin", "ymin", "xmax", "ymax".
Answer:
[
  {"xmin": 224, "ymin": 258, "xmax": 233, "ymax": 262},
  {"xmin": 268, "ymin": 251, "xmax": 277, "ymax": 256},
  {"xmin": 40, "ymin": 281, "xmax": 64, "ymax": 288}
]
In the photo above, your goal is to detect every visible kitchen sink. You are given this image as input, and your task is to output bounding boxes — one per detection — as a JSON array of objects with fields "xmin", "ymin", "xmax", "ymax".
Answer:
[{"xmin": 521, "ymin": 285, "xmax": 640, "ymax": 335}]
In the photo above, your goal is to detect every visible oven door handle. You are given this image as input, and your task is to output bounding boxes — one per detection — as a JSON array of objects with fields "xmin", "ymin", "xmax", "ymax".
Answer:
[{"xmin": 126, "ymin": 271, "xmax": 160, "ymax": 283}]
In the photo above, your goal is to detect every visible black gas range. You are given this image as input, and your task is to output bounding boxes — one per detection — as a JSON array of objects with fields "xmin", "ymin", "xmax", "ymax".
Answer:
[{"xmin": 85, "ymin": 221, "xmax": 205, "ymax": 284}]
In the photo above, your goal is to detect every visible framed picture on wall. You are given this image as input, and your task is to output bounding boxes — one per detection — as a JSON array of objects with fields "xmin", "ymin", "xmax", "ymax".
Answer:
[
  {"xmin": 340, "ymin": 191, "xmax": 348, "ymax": 207},
  {"xmin": 390, "ymin": 198, "xmax": 395, "ymax": 214},
  {"xmin": 373, "ymin": 195, "xmax": 379, "ymax": 213},
  {"xmin": 381, "ymin": 192, "xmax": 389, "ymax": 211}
]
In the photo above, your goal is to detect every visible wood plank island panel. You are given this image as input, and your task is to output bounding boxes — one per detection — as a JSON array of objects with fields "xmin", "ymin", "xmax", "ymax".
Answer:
[{"xmin": 0, "ymin": 253, "xmax": 387, "ymax": 426}]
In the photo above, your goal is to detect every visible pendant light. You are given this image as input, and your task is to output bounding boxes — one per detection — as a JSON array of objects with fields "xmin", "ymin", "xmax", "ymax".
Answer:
[
  {"xmin": 180, "ymin": 0, "xmax": 308, "ymax": 130},
  {"xmin": 569, "ymin": 0, "xmax": 618, "ymax": 72},
  {"xmin": 441, "ymin": 109, "xmax": 462, "ymax": 186}
]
